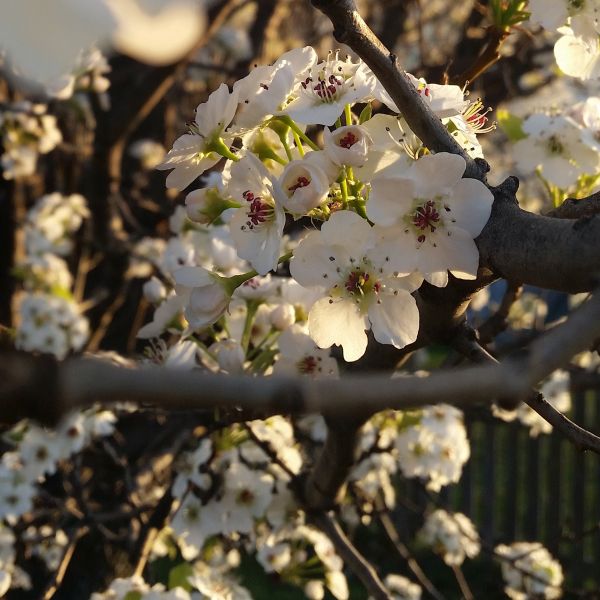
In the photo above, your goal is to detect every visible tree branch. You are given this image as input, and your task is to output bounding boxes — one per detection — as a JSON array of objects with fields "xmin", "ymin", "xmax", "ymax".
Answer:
[
  {"xmin": 451, "ymin": 321, "xmax": 600, "ymax": 454},
  {"xmin": 309, "ymin": 511, "xmax": 392, "ymax": 600},
  {"xmin": 375, "ymin": 496, "xmax": 445, "ymax": 600},
  {"xmin": 477, "ymin": 178, "xmax": 600, "ymax": 294},
  {"xmin": 2, "ymin": 289, "xmax": 600, "ymax": 427},
  {"xmin": 302, "ymin": 416, "xmax": 366, "ymax": 510},
  {"xmin": 546, "ymin": 191, "xmax": 600, "ymax": 220}
]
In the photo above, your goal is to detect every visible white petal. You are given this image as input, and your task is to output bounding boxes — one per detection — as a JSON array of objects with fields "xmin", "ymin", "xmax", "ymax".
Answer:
[
  {"xmin": 424, "ymin": 270, "xmax": 448, "ymax": 287},
  {"xmin": 439, "ymin": 227, "xmax": 480, "ymax": 280},
  {"xmin": 290, "ymin": 233, "xmax": 343, "ymax": 288},
  {"xmin": 367, "ymin": 227, "xmax": 417, "ymax": 276},
  {"xmin": 410, "ymin": 152, "xmax": 466, "ymax": 196},
  {"xmin": 446, "ymin": 178, "xmax": 493, "ymax": 237},
  {"xmin": 164, "ymin": 156, "xmax": 219, "ymax": 191},
  {"xmin": 308, "ymin": 297, "xmax": 368, "ymax": 362},
  {"xmin": 555, "ymin": 34, "xmax": 600, "ymax": 80},
  {"xmin": 174, "ymin": 266, "xmax": 214, "ymax": 287},
  {"xmin": 368, "ymin": 291, "xmax": 419, "ymax": 349},
  {"xmin": 367, "ymin": 178, "xmax": 415, "ymax": 227},
  {"xmin": 107, "ymin": 0, "xmax": 206, "ymax": 66},
  {"xmin": 542, "ymin": 155, "xmax": 580, "ymax": 188},
  {"xmin": 320, "ymin": 210, "xmax": 374, "ymax": 253},
  {"xmin": 229, "ymin": 206, "xmax": 284, "ymax": 275},
  {"xmin": 195, "ymin": 83, "xmax": 238, "ymax": 137},
  {"xmin": 285, "ymin": 100, "xmax": 345, "ymax": 126}
]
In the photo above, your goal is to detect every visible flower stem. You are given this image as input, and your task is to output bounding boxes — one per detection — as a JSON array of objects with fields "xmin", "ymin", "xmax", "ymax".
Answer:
[
  {"xmin": 280, "ymin": 135, "xmax": 294, "ymax": 161},
  {"xmin": 292, "ymin": 130, "xmax": 305, "ymax": 157},
  {"xmin": 345, "ymin": 103, "xmax": 353, "ymax": 126},
  {"xmin": 275, "ymin": 116, "xmax": 319, "ymax": 151},
  {"xmin": 241, "ymin": 300, "xmax": 260, "ymax": 354}
]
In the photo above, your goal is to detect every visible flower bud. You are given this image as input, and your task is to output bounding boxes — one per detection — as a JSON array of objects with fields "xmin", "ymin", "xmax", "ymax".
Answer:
[
  {"xmin": 278, "ymin": 159, "xmax": 330, "ymax": 215},
  {"xmin": 209, "ymin": 339, "xmax": 245, "ymax": 374},
  {"xmin": 323, "ymin": 124, "xmax": 372, "ymax": 167},
  {"xmin": 174, "ymin": 267, "xmax": 231, "ymax": 330},
  {"xmin": 143, "ymin": 276, "xmax": 166, "ymax": 304},
  {"xmin": 269, "ymin": 303, "xmax": 296, "ymax": 330}
]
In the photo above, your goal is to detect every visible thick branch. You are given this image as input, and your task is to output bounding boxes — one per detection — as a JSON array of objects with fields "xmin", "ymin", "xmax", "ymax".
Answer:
[
  {"xmin": 302, "ymin": 416, "xmax": 366, "ymax": 510},
  {"xmin": 2, "ymin": 290, "xmax": 600, "ymax": 426},
  {"xmin": 477, "ymin": 177, "xmax": 600, "ymax": 293},
  {"xmin": 546, "ymin": 191, "xmax": 600, "ymax": 219}
]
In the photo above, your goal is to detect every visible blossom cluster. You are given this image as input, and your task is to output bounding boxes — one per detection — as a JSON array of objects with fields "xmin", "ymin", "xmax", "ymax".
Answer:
[
  {"xmin": 0, "ymin": 102, "xmax": 62, "ymax": 180},
  {"xmin": 146, "ymin": 46, "xmax": 494, "ymax": 364},
  {"xmin": 512, "ymin": 99, "xmax": 600, "ymax": 190},
  {"xmin": 15, "ymin": 193, "xmax": 90, "ymax": 359},
  {"xmin": 529, "ymin": 0, "xmax": 600, "ymax": 80},
  {"xmin": 419, "ymin": 509, "xmax": 481, "ymax": 566},
  {"xmin": 495, "ymin": 541, "xmax": 564, "ymax": 600}
]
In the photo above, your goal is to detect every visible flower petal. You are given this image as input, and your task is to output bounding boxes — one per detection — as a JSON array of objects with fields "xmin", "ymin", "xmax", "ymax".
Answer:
[
  {"xmin": 368, "ymin": 290, "xmax": 419, "ymax": 349},
  {"xmin": 308, "ymin": 297, "xmax": 368, "ymax": 362}
]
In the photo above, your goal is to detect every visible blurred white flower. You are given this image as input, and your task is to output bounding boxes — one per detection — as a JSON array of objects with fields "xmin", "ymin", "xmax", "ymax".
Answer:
[{"xmin": 419, "ymin": 509, "xmax": 480, "ymax": 566}]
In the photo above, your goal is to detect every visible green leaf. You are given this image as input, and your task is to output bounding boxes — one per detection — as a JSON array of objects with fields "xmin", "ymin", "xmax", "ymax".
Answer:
[
  {"xmin": 168, "ymin": 562, "xmax": 194, "ymax": 591},
  {"xmin": 496, "ymin": 108, "xmax": 526, "ymax": 141},
  {"xmin": 358, "ymin": 103, "xmax": 373, "ymax": 124},
  {"xmin": 123, "ymin": 593, "xmax": 143, "ymax": 600}
]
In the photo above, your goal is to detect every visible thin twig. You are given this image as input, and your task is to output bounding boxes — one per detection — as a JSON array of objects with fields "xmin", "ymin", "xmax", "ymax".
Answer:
[
  {"xmin": 477, "ymin": 281, "xmax": 523, "ymax": 345},
  {"xmin": 375, "ymin": 496, "xmax": 446, "ymax": 600},
  {"xmin": 42, "ymin": 527, "xmax": 88, "ymax": 599},
  {"xmin": 309, "ymin": 511, "xmax": 392, "ymax": 600},
  {"xmin": 451, "ymin": 564, "xmax": 474, "ymax": 600},
  {"xmin": 86, "ymin": 279, "xmax": 131, "ymax": 351},
  {"xmin": 450, "ymin": 318, "xmax": 600, "ymax": 454}
]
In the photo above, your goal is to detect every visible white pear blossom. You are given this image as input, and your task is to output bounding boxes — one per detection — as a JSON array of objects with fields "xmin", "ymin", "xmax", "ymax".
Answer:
[
  {"xmin": 513, "ymin": 113, "xmax": 599, "ymax": 188},
  {"xmin": 530, "ymin": 0, "xmax": 600, "ymax": 34},
  {"xmin": 554, "ymin": 28, "xmax": 600, "ymax": 79},
  {"xmin": 24, "ymin": 192, "xmax": 88, "ymax": 256},
  {"xmin": 19, "ymin": 254, "xmax": 73, "ymax": 292},
  {"xmin": 207, "ymin": 339, "xmax": 246, "ymax": 374},
  {"xmin": 174, "ymin": 267, "xmax": 232, "ymax": 331},
  {"xmin": 269, "ymin": 302, "xmax": 296, "ymax": 331},
  {"xmin": 188, "ymin": 571, "xmax": 252, "ymax": 600},
  {"xmin": 323, "ymin": 124, "xmax": 373, "ymax": 167},
  {"xmin": 106, "ymin": 0, "xmax": 206, "ymax": 67},
  {"xmin": 157, "ymin": 83, "xmax": 239, "ymax": 190},
  {"xmin": 137, "ymin": 294, "xmax": 185, "ymax": 339},
  {"xmin": 257, "ymin": 540, "xmax": 292, "ymax": 573},
  {"xmin": 284, "ymin": 52, "xmax": 375, "ymax": 125},
  {"xmin": 372, "ymin": 575, "xmax": 421, "ymax": 600},
  {"xmin": 277, "ymin": 157, "xmax": 331, "ymax": 215},
  {"xmin": 495, "ymin": 542, "xmax": 564, "ymax": 600},
  {"xmin": 143, "ymin": 276, "xmax": 167, "ymax": 304},
  {"xmin": 234, "ymin": 46, "xmax": 317, "ymax": 130},
  {"xmin": 419, "ymin": 509, "xmax": 480, "ymax": 566},
  {"xmin": 16, "ymin": 293, "xmax": 89, "ymax": 359},
  {"xmin": 129, "ymin": 138, "xmax": 166, "ymax": 169},
  {"xmin": 395, "ymin": 404, "xmax": 470, "ymax": 491},
  {"xmin": 220, "ymin": 462, "xmax": 274, "ymax": 535},
  {"xmin": 273, "ymin": 324, "xmax": 338, "ymax": 378},
  {"xmin": 227, "ymin": 154, "xmax": 286, "ymax": 275},
  {"xmin": 367, "ymin": 152, "xmax": 493, "ymax": 287},
  {"xmin": 373, "ymin": 72, "xmax": 468, "ymax": 118},
  {"xmin": 290, "ymin": 210, "xmax": 421, "ymax": 361}
]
